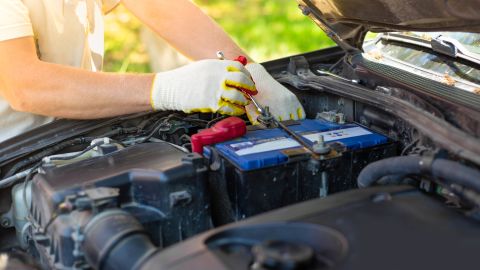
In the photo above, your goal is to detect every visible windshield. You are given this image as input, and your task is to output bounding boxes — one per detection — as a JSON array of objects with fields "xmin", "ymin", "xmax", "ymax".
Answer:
[{"xmin": 364, "ymin": 32, "xmax": 480, "ymax": 94}]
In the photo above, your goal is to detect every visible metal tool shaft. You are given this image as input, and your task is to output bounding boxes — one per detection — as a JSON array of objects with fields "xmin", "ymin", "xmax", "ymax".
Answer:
[
  {"xmin": 248, "ymin": 94, "xmax": 264, "ymax": 114},
  {"xmin": 275, "ymin": 119, "xmax": 320, "ymax": 159},
  {"xmin": 216, "ymin": 51, "xmax": 263, "ymax": 114},
  {"xmin": 215, "ymin": 51, "xmax": 318, "ymax": 157}
]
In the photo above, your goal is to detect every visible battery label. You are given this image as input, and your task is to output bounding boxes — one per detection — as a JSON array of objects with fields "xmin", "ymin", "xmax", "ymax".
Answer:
[
  {"xmin": 303, "ymin": 127, "xmax": 372, "ymax": 143},
  {"xmin": 232, "ymin": 137, "xmax": 299, "ymax": 156},
  {"xmin": 231, "ymin": 127, "xmax": 373, "ymax": 156}
]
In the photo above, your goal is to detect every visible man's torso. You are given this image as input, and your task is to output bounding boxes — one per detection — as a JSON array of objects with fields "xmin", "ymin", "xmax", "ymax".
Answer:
[{"xmin": 0, "ymin": 0, "xmax": 119, "ymax": 142}]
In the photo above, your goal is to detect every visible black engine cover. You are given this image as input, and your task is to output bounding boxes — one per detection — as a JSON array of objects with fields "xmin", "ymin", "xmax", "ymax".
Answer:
[
  {"xmin": 30, "ymin": 142, "xmax": 211, "ymax": 268},
  {"xmin": 142, "ymin": 186, "xmax": 480, "ymax": 270}
]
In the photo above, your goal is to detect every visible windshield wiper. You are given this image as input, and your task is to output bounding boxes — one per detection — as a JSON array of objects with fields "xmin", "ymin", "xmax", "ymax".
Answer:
[
  {"xmin": 431, "ymin": 35, "xmax": 480, "ymax": 65},
  {"xmin": 381, "ymin": 33, "xmax": 480, "ymax": 66}
]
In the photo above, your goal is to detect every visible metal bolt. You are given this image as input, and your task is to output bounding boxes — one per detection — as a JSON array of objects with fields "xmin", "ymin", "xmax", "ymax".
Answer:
[
  {"xmin": 216, "ymin": 51, "xmax": 225, "ymax": 60},
  {"xmin": 263, "ymin": 106, "xmax": 271, "ymax": 117},
  {"xmin": 337, "ymin": 113, "xmax": 346, "ymax": 124},
  {"xmin": 1, "ymin": 217, "xmax": 11, "ymax": 227},
  {"xmin": 257, "ymin": 106, "xmax": 275, "ymax": 127},
  {"xmin": 313, "ymin": 135, "xmax": 330, "ymax": 155},
  {"xmin": 360, "ymin": 116, "xmax": 369, "ymax": 126},
  {"xmin": 318, "ymin": 135, "xmax": 325, "ymax": 145}
]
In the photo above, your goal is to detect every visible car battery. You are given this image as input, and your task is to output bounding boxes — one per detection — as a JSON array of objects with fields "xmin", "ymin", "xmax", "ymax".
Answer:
[{"xmin": 205, "ymin": 119, "xmax": 398, "ymax": 221}]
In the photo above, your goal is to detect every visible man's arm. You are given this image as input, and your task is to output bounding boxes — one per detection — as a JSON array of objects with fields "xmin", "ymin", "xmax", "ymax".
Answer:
[
  {"xmin": 121, "ymin": 0, "xmax": 306, "ymax": 122},
  {"xmin": 0, "ymin": 37, "xmax": 254, "ymax": 119},
  {"xmin": 121, "ymin": 0, "xmax": 251, "ymax": 61},
  {"xmin": 0, "ymin": 37, "xmax": 153, "ymax": 119}
]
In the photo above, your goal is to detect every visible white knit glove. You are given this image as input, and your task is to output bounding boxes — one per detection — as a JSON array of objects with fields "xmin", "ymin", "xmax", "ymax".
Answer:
[
  {"xmin": 245, "ymin": 63, "xmax": 305, "ymax": 123},
  {"xmin": 151, "ymin": 60, "xmax": 257, "ymax": 115}
]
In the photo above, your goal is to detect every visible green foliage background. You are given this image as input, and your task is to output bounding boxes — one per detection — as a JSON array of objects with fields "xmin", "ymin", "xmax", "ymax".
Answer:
[{"xmin": 104, "ymin": 1, "xmax": 334, "ymax": 73}]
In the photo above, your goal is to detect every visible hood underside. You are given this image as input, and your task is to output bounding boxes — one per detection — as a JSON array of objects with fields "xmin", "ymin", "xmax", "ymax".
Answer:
[{"xmin": 298, "ymin": 0, "xmax": 480, "ymax": 49}]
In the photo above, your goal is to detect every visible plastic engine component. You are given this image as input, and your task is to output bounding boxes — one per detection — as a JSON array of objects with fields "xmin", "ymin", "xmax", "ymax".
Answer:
[
  {"xmin": 29, "ymin": 142, "xmax": 211, "ymax": 269},
  {"xmin": 140, "ymin": 186, "xmax": 480, "ymax": 270}
]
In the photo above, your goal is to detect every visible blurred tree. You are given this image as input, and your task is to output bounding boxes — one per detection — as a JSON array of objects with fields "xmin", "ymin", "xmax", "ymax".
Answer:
[
  {"xmin": 193, "ymin": 0, "xmax": 334, "ymax": 61},
  {"xmin": 104, "ymin": 6, "xmax": 151, "ymax": 73},
  {"xmin": 104, "ymin": 1, "xmax": 334, "ymax": 72}
]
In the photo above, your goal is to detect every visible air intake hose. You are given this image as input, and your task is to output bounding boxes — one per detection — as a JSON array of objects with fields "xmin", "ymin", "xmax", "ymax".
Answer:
[
  {"xmin": 83, "ymin": 210, "xmax": 156, "ymax": 270},
  {"xmin": 358, "ymin": 156, "xmax": 480, "ymax": 193}
]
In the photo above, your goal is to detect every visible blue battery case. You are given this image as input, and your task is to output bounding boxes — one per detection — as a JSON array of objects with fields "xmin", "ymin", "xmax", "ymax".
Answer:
[{"xmin": 205, "ymin": 119, "xmax": 388, "ymax": 171}]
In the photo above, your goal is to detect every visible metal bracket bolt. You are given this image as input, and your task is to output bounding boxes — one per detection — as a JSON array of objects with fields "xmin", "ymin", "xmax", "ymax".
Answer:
[
  {"xmin": 257, "ymin": 106, "xmax": 275, "ymax": 128},
  {"xmin": 1, "ymin": 217, "xmax": 11, "ymax": 228},
  {"xmin": 312, "ymin": 135, "xmax": 331, "ymax": 155}
]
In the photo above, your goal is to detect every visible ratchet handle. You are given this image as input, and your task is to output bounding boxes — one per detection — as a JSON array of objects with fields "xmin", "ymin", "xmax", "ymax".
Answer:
[
  {"xmin": 234, "ymin": 55, "xmax": 264, "ymax": 113},
  {"xmin": 234, "ymin": 55, "xmax": 248, "ymax": 66},
  {"xmin": 233, "ymin": 55, "xmax": 257, "ymax": 98}
]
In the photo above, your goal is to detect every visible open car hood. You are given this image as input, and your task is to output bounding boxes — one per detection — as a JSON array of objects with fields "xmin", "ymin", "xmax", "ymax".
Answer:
[{"xmin": 297, "ymin": 0, "xmax": 480, "ymax": 50}]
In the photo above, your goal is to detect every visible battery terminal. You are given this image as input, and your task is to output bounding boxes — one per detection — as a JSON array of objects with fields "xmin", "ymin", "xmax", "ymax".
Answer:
[
  {"xmin": 312, "ymin": 135, "xmax": 331, "ymax": 155},
  {"xmin": 257, "ymin": 106, "xmax": 276, "ymax": 128}
]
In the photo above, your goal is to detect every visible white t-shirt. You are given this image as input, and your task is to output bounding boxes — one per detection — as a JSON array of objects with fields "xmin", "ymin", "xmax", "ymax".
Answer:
[{"xmin": 0, "ymin": 0, "xmax": 120, "ymax": 142}]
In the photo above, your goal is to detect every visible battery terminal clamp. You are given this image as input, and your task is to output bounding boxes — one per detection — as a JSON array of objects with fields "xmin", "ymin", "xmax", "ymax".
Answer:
[{"xmin": 257, "ymin": 106, "xmax": 276, "ymax": 128}]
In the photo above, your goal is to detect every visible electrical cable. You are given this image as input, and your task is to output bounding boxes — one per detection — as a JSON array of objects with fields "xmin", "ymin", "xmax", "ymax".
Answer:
[
  {"xmin": 207, "ymin": 115, "xmax": 228, "ymax": 128},
  {"xmin": 22, "ymin": 162, "xmax": 42, "ymax": 227},
  {"xmin": 139, "ymin": 113, "xmax": 204, "ymax": 143},
  {"xmin": 21, "ymin": 162, "xmax": 60, "ymax": 233},
  {"xmin": 42, "ymin": 209, "xmax": 60, "ymax": 234},
  {"xmin": 4, "ymin": 126, "xmax": 137, "ymax": 178},
  {"xmin": 401, "ymin": 138, "xmax": 420, "ymax": 156},
  {"xmin": 0, "ymin": 169, "xmax": 33, "ymax": 189},
  {"xmin": 4, "ymin": 137, "xmax": 93, "ymax": 178},
  {"xmin": 139, "ymin": 120, "xmax": 170, "ymax": 143},
  {"xmin": 1, "ymin": 139, "xmax": 121, "ymax": 189},
  {"xmin": 47, "ymin": 141, "xmax": 105, "ymax": 161}
]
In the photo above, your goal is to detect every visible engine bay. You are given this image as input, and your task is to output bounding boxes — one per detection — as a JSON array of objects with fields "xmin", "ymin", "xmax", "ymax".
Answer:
[
  {"xmin": 0, "ymin": 49, "xmax": 479, "ymax": 269},
  {"xmin": 14, "ymin": 113, "xmax": 398, "ymax": 268}
]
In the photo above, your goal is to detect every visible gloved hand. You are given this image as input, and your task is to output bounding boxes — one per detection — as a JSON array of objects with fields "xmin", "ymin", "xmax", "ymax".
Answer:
[
  {"xmin": 245, "ymin": 63, "xmax": 305, "ymax": 124},
  {"xmin": 151, "ymin": 59, "xmax": 257, "ymax": 115}
]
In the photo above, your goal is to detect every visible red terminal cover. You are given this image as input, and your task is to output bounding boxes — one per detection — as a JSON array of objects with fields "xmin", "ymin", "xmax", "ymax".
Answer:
[
  {"xmin": 232, "ymin": 55, "xmax": 258, "ymax": 97},
  {"xmin": 191, "ymin": 117, "xmax": 247, "ymax": 155}
]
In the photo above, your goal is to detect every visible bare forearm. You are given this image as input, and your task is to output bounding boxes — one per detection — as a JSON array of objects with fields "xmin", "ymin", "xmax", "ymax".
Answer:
[
  {"xmin": 122, "ymin": 0, "xmax": 251, "ymax": 61},
  {"xmin": 8, "ymin": 60, "xmax": 153, "ymax": 119},
  {"xmin": 0, "ymin": 37, "xmax": 154, "ymax": 119}
]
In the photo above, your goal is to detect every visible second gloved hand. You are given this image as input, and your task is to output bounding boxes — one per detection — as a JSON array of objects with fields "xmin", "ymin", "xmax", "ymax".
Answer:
[
  {"xmin": 151, "ymin": 59, "xmax": 257, "ymax": 115},
  {"xmin": 245, "ymin": 63, "xmax": 305, "ymax": 123}
]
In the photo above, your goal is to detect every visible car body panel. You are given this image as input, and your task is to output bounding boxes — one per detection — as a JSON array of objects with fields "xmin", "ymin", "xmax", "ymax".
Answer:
[{"xmin": 298, "ymin": 0, "xmax": 480, "ymax": 49}]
